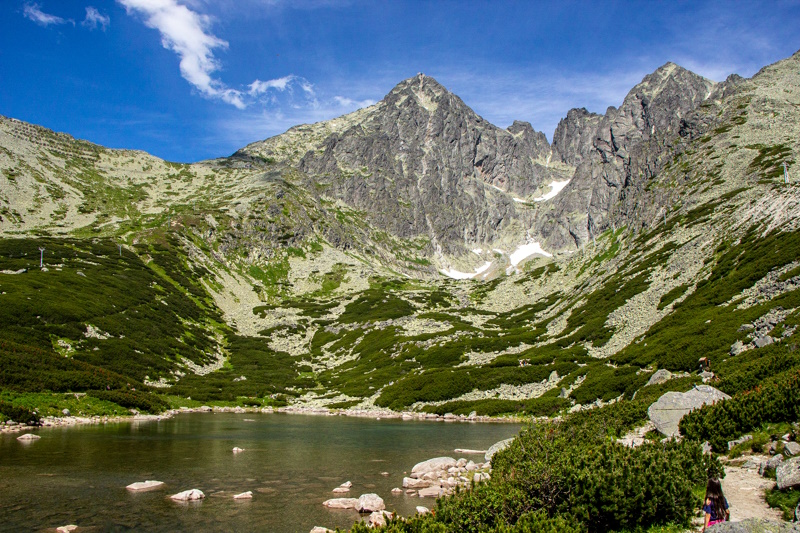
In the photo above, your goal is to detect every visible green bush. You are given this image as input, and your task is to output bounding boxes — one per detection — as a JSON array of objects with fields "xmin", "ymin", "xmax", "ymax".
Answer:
[
  {"xmin": 0, "ymin": 400, "xmax": 40, "ymax": 425},
  {"xmin": 86, "ymin": 389, "xmax": 168, "ymax": 413},
  {"xmin": 679, "ymin": 369, "xmax": 800, "ymax": 451}
]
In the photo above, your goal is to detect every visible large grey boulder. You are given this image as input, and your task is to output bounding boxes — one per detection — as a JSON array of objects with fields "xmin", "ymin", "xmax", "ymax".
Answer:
[
  {"xmin": 411, "ymin": 457, "xmax": 457, "ymax": 477},
  {"xmin": 784, "ymin": 441, "xmax": 800, "ymax": 456},
  {"xmin": 776, "ymin": 456, "xmax": 800, "ymax": 490},
  {"xmin": 706, "ymin": 518, "xmax": 800, "ymax": 532},
  {"xmin": 648, "ymin": 385, "xmax": 730, "ymax": 437},
  {"xmin": 646, "ymin": 369, "xmax": 673, "ymax": 386},
  {"xmin": 485, "ymin": 438, "xmax": 515, "ymax": 462},
  {"xmin": 355, "ymin": 493, "xmax": 385, "ymax": 513}
]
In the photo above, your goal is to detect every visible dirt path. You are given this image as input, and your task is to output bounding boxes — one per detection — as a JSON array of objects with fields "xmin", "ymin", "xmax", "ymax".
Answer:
[{"xmin": 721, "ymin": 464, "xmax": 784, "ymax": 522}]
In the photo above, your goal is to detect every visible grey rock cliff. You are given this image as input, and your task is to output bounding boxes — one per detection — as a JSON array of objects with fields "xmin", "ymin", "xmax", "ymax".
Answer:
[
  {"xmin": 537, "ymin": 63, "xmax": 717, "ymax": 250},
  {"xmin": 292, "ymin": 74, "xmax": 561, "ymax": 254}
]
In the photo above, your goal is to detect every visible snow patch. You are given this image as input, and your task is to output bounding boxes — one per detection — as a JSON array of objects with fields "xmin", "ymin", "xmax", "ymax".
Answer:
[
  {"xmin": 440, "ymin": 261, "xmax": 492, "ymax": 280},
  {"xmin": 509, "ymin": 242, "xmax": 552, "ymax": 267},
  {"xmin": 534, "ymin": 180, "xmax": 570, "ymax": 202}
]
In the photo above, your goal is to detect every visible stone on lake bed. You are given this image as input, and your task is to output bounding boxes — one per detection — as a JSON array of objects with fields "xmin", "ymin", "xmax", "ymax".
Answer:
[
  {"xmin": 340, "ymin": 481, "xmax": 353, "ymax": 488},
  {"xmin": 170, "ymin": 489, "xmax": 205, "ymax": 501},
  {"xmin": 332, "ymin": 487, "xmax": 350, "ymax": 493},
  {"xmin": 310, "ymin": 528, "xmax": 334, "ymax": 533},
  {"xmin": 126, "ymin": 480, "xmax": 165, "ymax": 492},
  {"xmin": 322, "ymin": 498, "xmax": 359, "ymax": 509},
  {"xmin": 356, "ymin": 493, "xmax": 385, "ymax": 513},
  {"xmin": 56, "ymin": 526, "xmax": 78, "ymax": 533},
  {"xmin": 17, "ymin": 433, "xmax": 41, "ymax": 441},
  {"xmin": 233, "ymin": 491, "xmax": 253, "ymax": 499},
  {"xmin": 232, "ymin": 447, "xmax": 245, "ymax": 453},
  {"xmin": 391, "ymin": 487, "xmax": 402, "ymax": 494}
]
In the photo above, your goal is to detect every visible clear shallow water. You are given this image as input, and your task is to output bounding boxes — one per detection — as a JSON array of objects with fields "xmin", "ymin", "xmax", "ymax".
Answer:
[{"xmin": 0, "ymin": 413, "xmax": 521, "ymax": 533}]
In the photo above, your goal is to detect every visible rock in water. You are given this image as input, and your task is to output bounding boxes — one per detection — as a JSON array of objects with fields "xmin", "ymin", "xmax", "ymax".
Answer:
[
  {"xmin": 310, "ymin": 528, "xmax": 333, "ymax": 533},
  {"xmin": 416, "ymin": 506, "xmax": 430, "ymax": 514},
  {"xmin": 233, "ymin": 491, "xmax": 253, "ymax": 499},
  {"xmin": 16, "ymin": 433, "xmax": 41, "ymax": 441},
  {"xmin": 170, "ymin": 489, "xmax": 205, "ymax": 501},
  {"xmin": 232, "ymin": 447, "xmax": 244, "ymax": 453},
  {"xmin": 126, "ymin": 480, "xmax": 165, "ymax": 492},
  {"xmin": 356, "ymin": 493, "xmax": 385, "ymax": 513},
  {"xmin": 776, "ymin": 457, "xmax": 800, "ymax": 490},
  {"xmin": 322, "ymin": 498, "xmax": 359, "ymax": 509},
  {"xmin": 485, "ymin": 438, "xmax": 514, "ymax": 462},
  {"xmin": 411, "ymin": 457, "xmax": 457, "ymax": 477},
  {"xmin": 56, "ymin": 526, "xmax": 78, "ymax": 533},
  {"xmin": 647, "ymin": 385, "xmax": 730, "ymax": 437}
]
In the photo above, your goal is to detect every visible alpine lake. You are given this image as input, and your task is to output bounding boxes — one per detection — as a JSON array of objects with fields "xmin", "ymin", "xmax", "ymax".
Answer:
[{"xmin": 0, "ymin": 412, "xmax": 522, "ymax": 532}]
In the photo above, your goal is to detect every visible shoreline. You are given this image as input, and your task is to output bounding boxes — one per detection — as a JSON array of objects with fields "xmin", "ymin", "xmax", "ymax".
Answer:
[{"xmin": 1, "ymin": 404, "xmax": 528, "ymax": 435}]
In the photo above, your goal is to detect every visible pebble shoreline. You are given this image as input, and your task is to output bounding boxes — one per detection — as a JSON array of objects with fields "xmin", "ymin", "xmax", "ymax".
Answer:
[{"xmin": 1, "ymin": 405, "xmax": 525, "ymax": 435}]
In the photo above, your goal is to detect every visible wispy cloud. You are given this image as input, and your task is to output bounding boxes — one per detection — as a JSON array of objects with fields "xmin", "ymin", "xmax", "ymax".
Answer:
[
  {"xmin": 119, "ymin": 0, "xmax": 247, "ymax": 108},
  {"xmin": 23, "ymin": 3, "xmax": 73, "ymax": 26},
  {"xmin": 82, "ymin": 6, "xmax": 110, "ymax": 31},
  {"xmin": 119, "ymin": 0, "xmax": 313, "ymax": 111},
  {"xmin": 334, "ymin": 96, "xmax": 375, "ymax": 109}
]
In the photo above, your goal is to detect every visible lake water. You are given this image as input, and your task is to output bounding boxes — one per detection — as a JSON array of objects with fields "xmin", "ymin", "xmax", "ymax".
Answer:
[{"xmin": 0, "ymin": 413, "xmax": 522, "ymax": 532}]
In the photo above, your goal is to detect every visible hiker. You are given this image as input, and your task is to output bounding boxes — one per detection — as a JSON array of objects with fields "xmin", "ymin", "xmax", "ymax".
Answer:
[{"xmin": 702, "ymin": 477, "xmax": 729, "ymax": 530}]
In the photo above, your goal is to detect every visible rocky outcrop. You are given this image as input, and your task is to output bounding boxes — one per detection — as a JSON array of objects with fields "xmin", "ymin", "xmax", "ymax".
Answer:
[
  {"xmin": 648, "ymin": 385, "xmax": 730, "ymax": 437},
  {"xmin": 243, "ymin": 74, "xmax": 564, "ymax": 256},
  {"xmin": 537, "ymin": 63, "xmax": 718, "ymax": 251},
  {"xmin": 646, "ymin": 369, "xmax": 673, "ymax": 387},
  {"xmin": 776, "ymin": 457, "xmax": 800, "ymax": 490}
]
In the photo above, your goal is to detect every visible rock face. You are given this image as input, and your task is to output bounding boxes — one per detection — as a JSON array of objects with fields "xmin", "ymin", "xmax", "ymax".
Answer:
[
  {"xmin": 485, "ymin": 438, "xmax": 514, "ymax": 462},
  {"xmin": 776, "ymin": 457, "xmax": 800, "ymax": 490},
  {"xmin": 126, "ymin": 480, "xmax": 165, "ymax": 492},
  {"xmin": 170, "ymin": 489, "xmax": 205, "ymax": 501},
  {"xmin": 536, "ymin": 62, "xmax": 718, "ymax": 251},
  {"xmin": 240, "ymin": 74, "xmax": 563, "ymax": 256},
  {"xmin": 705, "ymin": 518, "xmax": 800, "ymax": 532},
  {"xmin": 648, "ymin": 385, "xmax": 731, "ymax": 437},
  {"xmin": 356, "ymin": 493, "xmax": 385, "ymax": 513}
]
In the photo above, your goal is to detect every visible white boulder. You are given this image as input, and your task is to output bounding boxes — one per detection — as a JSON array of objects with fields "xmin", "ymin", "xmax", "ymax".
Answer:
[
  {"xmin": 170, "ymin": 489, "xmax": 205, "ymax": 501},
  {"xmin": 356, "ymin": 493, "xmax": 385, "ymax": 513},
  {"xmin": 233, "ymin": 491, "xmax": 253, "ymax": 499},
  {"xmin": 322, "ymin": 498, "xmax": 359, "ymax": 509},
  {"xmin": 126, "ymin": 480, "xmax": 165, "ymax": 492}
]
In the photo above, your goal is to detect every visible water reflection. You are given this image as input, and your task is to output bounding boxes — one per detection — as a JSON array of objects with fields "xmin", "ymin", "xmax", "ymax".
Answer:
[{"xmin": 0, "ymin": 413, "xmax": 521, "ymax": 532}]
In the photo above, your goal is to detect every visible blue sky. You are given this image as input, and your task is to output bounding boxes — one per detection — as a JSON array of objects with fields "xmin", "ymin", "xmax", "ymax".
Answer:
[{"xmin": 1, "ymin": 1, "xmax": 799, "ymax": 162}]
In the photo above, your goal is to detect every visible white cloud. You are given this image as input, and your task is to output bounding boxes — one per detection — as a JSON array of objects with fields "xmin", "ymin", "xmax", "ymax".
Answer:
[
  {"xmin": 119, "ymin": 0, "xmax": 246, "ymax": 108},
  {"xmin": 248, "ymin": 75, "xmax": 295, "ymax": 95},
  {"xmin": 23, "ymin": 3, "xmax": 72, "ymax": 26},
  {"xmin": 334, "ymin": 96, "xmax": 375, "ymax": 109},
  {"xmin": 82, "ymin": 6, "xmax": 110, "ymax": 31}
]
